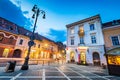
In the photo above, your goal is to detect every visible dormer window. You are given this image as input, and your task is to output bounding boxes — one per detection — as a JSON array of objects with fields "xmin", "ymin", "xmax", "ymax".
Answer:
[
  {"xmin": 26, "ymin": 32, "xmax": 29, "ymax": 35},
  {"xmin": 112, "ymin": 20, "xmax": 119, "ymax": 25},
  {"xmin": 10, "ymin": 26, "xmax": 13, "ymax": 30},
  {"xmin": 6, "ymin": 25, "xmax": 14, "ymax": 30}
]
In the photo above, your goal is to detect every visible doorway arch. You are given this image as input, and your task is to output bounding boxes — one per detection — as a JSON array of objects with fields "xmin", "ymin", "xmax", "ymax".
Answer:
[
  {"xmin": 70, "ymin": 51, "xmax": 75, "ymax": 62},
  {"xmin": 80, "ymin": 52, "xmax": 86, "ymax": 64},
  {"xmin": 93, "ymin": 52, "xmax": 101, "ymax": 66},
  {"xmin": 13, "ymin": 49, "xmax": 22, "ymax": 58}
]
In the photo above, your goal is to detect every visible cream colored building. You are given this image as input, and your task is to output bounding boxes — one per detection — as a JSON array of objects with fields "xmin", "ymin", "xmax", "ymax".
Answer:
[
  {"xmin": 66, "ymin": 15, "xmax": 106, "ymax": 66},
  {"xmin": 103, "ymin": 20, "xmax": 120, "ymax": 65},
  {"xmin": 14, "ymin": 26, "xmax": 58, "ymax": 59}
]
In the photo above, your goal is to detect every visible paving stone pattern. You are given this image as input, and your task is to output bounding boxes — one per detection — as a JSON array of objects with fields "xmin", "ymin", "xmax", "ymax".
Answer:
[{"xmin": 0, "ymin": 64, "xmax": 120, "ymax": 80}]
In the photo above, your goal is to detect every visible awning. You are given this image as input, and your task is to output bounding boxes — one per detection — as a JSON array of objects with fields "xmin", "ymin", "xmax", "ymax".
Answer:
[{"xmin": 105, "ymin": 47, "xmax": 120, "ymax": 56}]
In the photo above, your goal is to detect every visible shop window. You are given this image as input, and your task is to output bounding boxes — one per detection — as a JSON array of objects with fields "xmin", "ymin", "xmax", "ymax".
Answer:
[
  {"xmin": 108, "ymin": 56, "xmax": 120, "ymax": 65},
  {"xmin": 2, "ymin": 48, "xmax": 9, "ymax": 57}
]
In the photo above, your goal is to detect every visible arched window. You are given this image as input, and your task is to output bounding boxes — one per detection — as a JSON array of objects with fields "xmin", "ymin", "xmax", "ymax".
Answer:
[{"xmin": 93, "ymin": 52, "xmax": 101, "ymax": 66}]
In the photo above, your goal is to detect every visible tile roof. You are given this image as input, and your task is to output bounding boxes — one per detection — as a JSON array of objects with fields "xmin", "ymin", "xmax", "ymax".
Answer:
[
  {"xmin": 0, "ymin": 17, "xmax": 19, "ymax": 34},
  {"xmin": 102, "ymin": 19, "xmax": 120, "ymax": 29},
  {"xmin": 0, "ymin": 17, "xmax": 56, "ymax": 43}
]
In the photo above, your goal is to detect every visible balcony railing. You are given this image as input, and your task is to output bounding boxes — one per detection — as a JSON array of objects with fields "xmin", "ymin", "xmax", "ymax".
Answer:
[
  {"xmin": 78, "ymin": 29, "xmax": 84, "ymax": 37},
  {"xmin": 78, "ymin": 43, "xmax": 85, "ymax": 46}
]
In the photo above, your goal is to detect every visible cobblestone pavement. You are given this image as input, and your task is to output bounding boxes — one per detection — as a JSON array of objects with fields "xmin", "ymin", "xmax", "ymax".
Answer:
[{"xmin": 0, "ymin": 64, "xmax": 120, "ymax": 80}]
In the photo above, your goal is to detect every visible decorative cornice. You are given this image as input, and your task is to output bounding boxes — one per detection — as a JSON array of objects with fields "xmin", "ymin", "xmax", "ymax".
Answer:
[{"xmin": 66, "ymin": 14, "xmax": 100, "ymax": 28}]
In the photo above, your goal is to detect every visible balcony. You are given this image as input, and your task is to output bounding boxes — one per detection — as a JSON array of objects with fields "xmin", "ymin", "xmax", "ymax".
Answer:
[
  {"xmin": 78, "ymin": 28, "xmax": 84, "ymax": 37},
  {"xmin": 78, "ymin": 43, "xmax": 85, "ymax": 46}
]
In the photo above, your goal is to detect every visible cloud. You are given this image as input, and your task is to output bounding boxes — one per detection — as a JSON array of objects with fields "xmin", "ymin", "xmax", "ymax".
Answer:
[
  {"xmin": 9, "ymin": 0, "xmax": 21, "ymax": 7},
  {"xmin": 46, "ymin": 29, "xmax": 66, "ymax": 42},
  {"xmin": 0, "ymin": 0, "xmax": 67, "ymax": 42},
  {"xmin": 0, "ymin": 0, "xmax": 32, "ymax": 30}
]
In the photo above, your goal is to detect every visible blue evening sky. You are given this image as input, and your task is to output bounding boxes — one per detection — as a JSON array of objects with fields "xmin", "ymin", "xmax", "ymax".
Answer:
[{"xmin": 0, "ymin": 0, "xmax": 120, "ymax": 44}]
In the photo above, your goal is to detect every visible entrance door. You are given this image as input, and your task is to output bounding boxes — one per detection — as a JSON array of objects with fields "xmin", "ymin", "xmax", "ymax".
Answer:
[
  {"xmin": 13, "ymin": 49, "xmax": 22, "ymax": 58},
  {"xmin": 80, "ymin": 52, "xmax": 86, "ymax": 64},
  {"xmin": 93, "ymin": 52, "xmax": 101, "ymax": 66},
  {"xmin": 70, "ymin": 51, "xmax": 75, "ymax": 62}
]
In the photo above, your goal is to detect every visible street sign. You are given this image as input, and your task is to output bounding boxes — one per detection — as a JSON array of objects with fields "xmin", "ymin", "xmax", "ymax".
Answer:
[{"xmin": 28, "ymin": 41, "xmax": 34, "ymax": 46}]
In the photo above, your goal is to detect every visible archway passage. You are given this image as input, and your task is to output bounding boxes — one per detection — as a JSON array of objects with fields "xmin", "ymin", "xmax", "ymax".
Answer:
[
  {"xmin": 13, "ymin": 49, "xmax": 22, "ymax": 58},
  {"xmin": 93, "ymin": 52, "xmax": 101, "ymax": 66},
  {"xmin": 70, "ymin": 51, "xmax": 75, "ymax": 62}
]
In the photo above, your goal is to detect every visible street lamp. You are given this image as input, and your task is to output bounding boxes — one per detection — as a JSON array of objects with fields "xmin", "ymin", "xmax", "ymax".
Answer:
[{"xmin": 21, "ymin": 5, "xmax": 45, "ymax": 70}]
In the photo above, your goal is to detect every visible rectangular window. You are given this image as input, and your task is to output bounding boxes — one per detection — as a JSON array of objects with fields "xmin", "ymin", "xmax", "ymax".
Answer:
[
  {"xmin": 91, "ymin": 35, "xmax": 96, "ymax": 44},
  {"xmin": 71, "ymin": 38, "xmax": 74, "ymax": 45},
  {"xmin": 70, "ymin": 28, "xmax": 74, "ymax": 34},
  {"xmin": 19, "ymin": 39, "xmax": 23, "ymax": 45},
  {"xmin": 90, "ymin": 24, "xmax": 95, "ymax": 31},
  {"xmin": 111, "ymin": 36, "xmax": 119, "ymax": 46},
  {"xmin": 80, "ymin": 37, "xmax": 84, "ymax": 44}
]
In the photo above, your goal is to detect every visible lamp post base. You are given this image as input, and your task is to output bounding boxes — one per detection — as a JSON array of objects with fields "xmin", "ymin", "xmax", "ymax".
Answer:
[
  {"xmin": 21, "ymin": 57, "xmax": 29, "ymax": 70},
  {"xmin": 21, "ymin": 65, "xmax": 29, "ymax": 70}
]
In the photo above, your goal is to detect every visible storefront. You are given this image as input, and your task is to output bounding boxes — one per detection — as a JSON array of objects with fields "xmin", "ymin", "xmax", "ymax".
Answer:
[{"xmin": 106, "ymin": 47, "xmax": 120, "ymax": 76}]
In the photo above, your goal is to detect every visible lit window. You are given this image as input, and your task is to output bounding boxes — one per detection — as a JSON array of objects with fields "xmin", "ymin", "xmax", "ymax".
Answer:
[
  {"xmin": 2, "ymin": 48, "xmax": 9, "ymax": 57},
  {"xmin": 70, "ymin": 28, "xmax": 74, "ymax": 34},
  {"xmin": 90, "ymin": 24, "xmax": 95, "ymax": 31},
  {"xmin": 19, "ymin": 39, "xmax": 23, "ymax": 45},
  {"xmin": 91, "ymin": 35, "xmax": 96, "ymax": 44},
  {"xmin": 111, "ymin": 36, "xmax": 119, "ymax": 46},
  {"xmin": 71, "ymin": 37, "xmax": 74, "ymax": 45}
]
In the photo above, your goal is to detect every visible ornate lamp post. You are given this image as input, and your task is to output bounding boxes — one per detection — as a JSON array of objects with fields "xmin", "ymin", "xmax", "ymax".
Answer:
[{"xmin": 21, "ymin": 5, "xmax": 45, "ymax": 70}]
